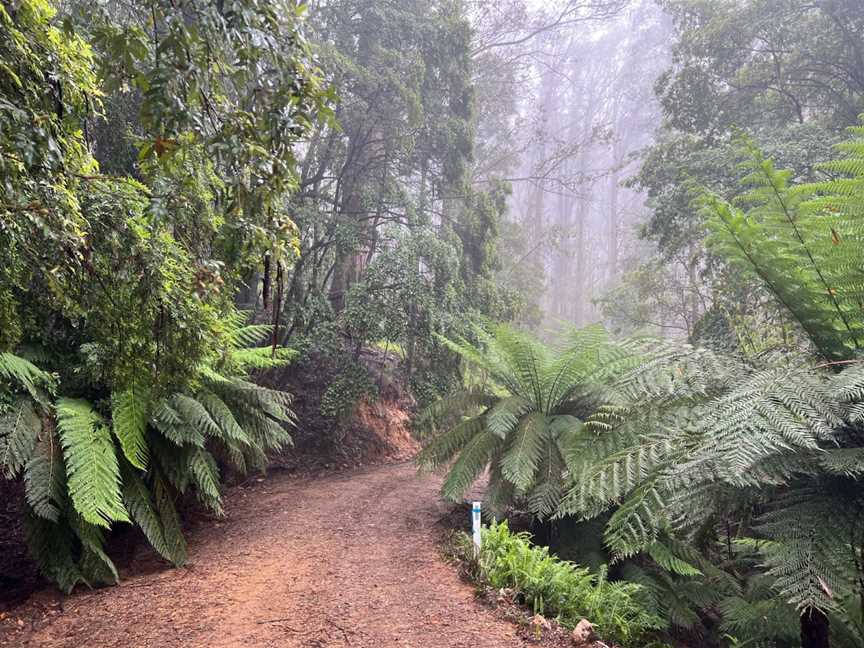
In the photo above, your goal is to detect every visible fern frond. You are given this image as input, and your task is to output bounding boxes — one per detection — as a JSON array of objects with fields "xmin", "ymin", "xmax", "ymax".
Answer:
[
  {"xmin": 500, "ymin": 412, "xmax": 545, "ymax": 491},
  {"xmin": 486, "ymin": 395, "xmax": 531, "ymax": 439},
  {"xmin": 187, "ymin": 448, "xmax": 223, "ymax": 515},
  {"xmin": 229, "ymin": 346, "xmax": 296, "ymax": 371},
  {"xmin": 441, "ymin": 429, "xmax": 497, "ymax": 501},
  {"xmin": 0, "ymin": 351, "xmax": 54, "ymax": 398},
  {"xmin": 153, "ymin": 468, "xmax": 187, "ymax": 563},
  {"xmin": 56, "ymin": 398, "xmax": 129, "ymax": 528},
  {"xmin": 151, "ymin": 400, "xmax": 204, "ymax": 447},
  {"xmin": 415, "ymin": 385, "xmax": 493, "ymax": 430},
  {"xmin": 172, "ymin": 393, "xmax": 222, "ymax": 439},
  {"xmin": 647, "ymin": 540, "xmax": 703, "ymax": 577},
  {"xmin": 198, "ymin": 391, "xmax": 249, "ymax": 444},
  {"xmin": 24, "ymin": 513, "xmax": 85, "ymax": 594},
  {"xmin": 67, "ymin": 512, "xmax": 118, "ymax": 586},
  {"xmin": 24, "ymin": 445, "xmax": 65, "ymax": 522},
  {"xmin": 223, "ymin": 323, "xmax": 273, "ymax": 348},
  {"xmin": 0, "ymin": 397, "xmax": 41, "ymax": 478},
  {"xmin": 416, "ymin": 415, "xmax": 487, "ymax": 469},
  {"xmin": 111, "ymin": 384, "xmax": 150, "ymax": 470}
]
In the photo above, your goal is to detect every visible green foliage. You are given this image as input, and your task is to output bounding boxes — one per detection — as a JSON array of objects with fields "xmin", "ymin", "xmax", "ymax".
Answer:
[
  {"xmin": 112, "ymin": 385, "xmax": 150, "ymax": 470},
  {"xmin": 56, "ymin": 398, "xmax": 129, "ymax": 528},
  {"xmin": 417, "ymin": 324, "xmax": 646, "ymax": 514},
  {"xmin": 561, "ymin": 129, "xmax": 864, "ymax": 643},
  {"xmin": 319, "ymin": 363, "xmax": 377, "ymax": 423},
  {"xmin": 475, "ymin": 520, "xmax": 664, "ymax": 645},
  {"xmin": 703, "ymin": 134, "xmax": 864, "ymax": 361},
  {"xmin": 0, "ymin": 0, "xmax": 319, "ymax": 591},
  {"xmin": 0, "ymin": 312, "xmax": 295, "ymax": 591}
]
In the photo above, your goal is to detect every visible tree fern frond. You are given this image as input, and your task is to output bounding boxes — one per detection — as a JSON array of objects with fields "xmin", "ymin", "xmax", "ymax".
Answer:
[
  {"xmin": 24, "ymin": 513, "xmax": 85, "ymax": 594},
  {"xmin": 602, "ymin": 481, "xmax": 669, "ymax": 558},
  {"xmin": 415, "ymin": 386, "xmax": 493, "ymax": 430},
  {"xmin": 111, "ymin": 385, "xmax": 150, "ymax": 470},
  {"xmin": 0, "ymin": 351, "xmax": 54, "ymax": 398},
  {"xmin": 67, "ymin": 512, "xmax": 118, "ymax": 586},
  {"xmin": 172, "ymin": 393, "xmax": 222, "ymax": 439},
  {"xmin": 153, "ymin": 469, "xmax": 187, "ymax": 564},
  {"xmin": 56, "ymin": 398, "xmax": 129, "ymax": 528},
  {"xmin": 187, "ymin": 448, "xmax": 223, "ymax": 515},
  {"xmin": 416, "ymin": 415, "xmax": 487, "ymax": 469},
  {"xmin": 500, "ymin": 411, "xmax": 546, "ymax": 491},
  {"xmin": 818, "ymin": 448, "xmax": 864, "ymax": 476},
  {"xmin": 24, "ymin": 445, "xmax": 65, "ymax": 522},
  {"xmin": 229, "ymin": 346, "xmax": 296, "ymax": 371},
  {"xmin": 486, "ymin": 395, "xmax": 531, "ymax": 439},
  {"xmin": 151, "ymin": 400, "xmax": 203, "ymax": 447},
  {"xmin": 151, "ymin": 435, "xmax": 193, "ymax": 492},
  {"xmin": 198, "ymin": 392, "xmax": 249, "ymax": 444},
  {"xmin": 119, "ymin": 459, "xmax": 175, "ymax": 563},
  {"xmin": 647, "ymin": 540, "xmax": 703, "ymax": 577},
  {"xmin": 0, "ymin": 397, "xmax": 41, "ymax": 478},
  {"xmin": 223, "ymin": 323, "xmax": 273, "ymax": 348},
  {"xmin": 441, "ymin": 429, "xmax": 497, "ymax": 501}
]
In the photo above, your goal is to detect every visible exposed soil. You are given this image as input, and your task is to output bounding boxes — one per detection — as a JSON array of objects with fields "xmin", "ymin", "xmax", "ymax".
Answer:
[{"xmin": 0, "ymin": 463, "xmax": 565, "ymax": 648}]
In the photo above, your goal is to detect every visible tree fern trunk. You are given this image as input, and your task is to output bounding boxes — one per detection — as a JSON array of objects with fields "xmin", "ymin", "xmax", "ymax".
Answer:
[{"xmin": 801, "ymin": 608, "xmax": 830, "ymax": 648}]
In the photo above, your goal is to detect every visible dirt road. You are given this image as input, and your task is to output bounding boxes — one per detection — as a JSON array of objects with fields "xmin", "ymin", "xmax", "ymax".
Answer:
[{"xmin": 3, "ymin": 463, "xmax": 532, "ymax": 647}]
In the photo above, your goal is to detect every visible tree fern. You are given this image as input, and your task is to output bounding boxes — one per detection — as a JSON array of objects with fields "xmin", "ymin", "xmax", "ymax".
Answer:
[
  {"xmin": 2, "ymin": 309, "xmax": 294, "ymax": 591},
  {"xmin": 556, "ymin": 128, "xmax": 864, "ymax": 643},
  {"xmin": 419, "ymin": 324, "xmax": 647, "ymax": 510}
]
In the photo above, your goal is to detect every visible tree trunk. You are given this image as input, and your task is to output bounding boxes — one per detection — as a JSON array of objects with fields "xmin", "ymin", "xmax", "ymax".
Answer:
[{"xmin": 801, "ymin": 608, "xmax": 830, "ymax": 648}]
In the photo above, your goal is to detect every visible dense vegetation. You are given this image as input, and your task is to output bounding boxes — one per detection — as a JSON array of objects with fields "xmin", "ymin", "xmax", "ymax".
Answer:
[
  {"xmin": 0, "ymin": 0, "xmax": 326, "ymax": 590},
  {"xmin": 453, "ymin": 520, "xmax": 665, "ymax": 644},
  {"xmin": 0, "ymin": 0, "xmax": 518, "ymax": 593},
  {"xmin": 4, "ymin": 1, "xmax": 864, "ymax": 648}
]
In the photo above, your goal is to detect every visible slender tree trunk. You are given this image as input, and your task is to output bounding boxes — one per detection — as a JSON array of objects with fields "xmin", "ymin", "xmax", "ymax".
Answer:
[
  {"xmin": 328, "ymin": 175, "xmax": 364, "ymax": 313},
  {"xmin": 607, "ymin": 163, "xmax": 620, "ymax": 283},
  {"xmin": 801, "ymin": 608, "xmax": 830, "ymax": 648}
]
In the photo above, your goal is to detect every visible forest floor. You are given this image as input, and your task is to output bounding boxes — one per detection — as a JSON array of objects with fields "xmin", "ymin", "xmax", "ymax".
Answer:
[{"xmin": 0, "ymin": 463, "xmax": 572, "ymax": 648}]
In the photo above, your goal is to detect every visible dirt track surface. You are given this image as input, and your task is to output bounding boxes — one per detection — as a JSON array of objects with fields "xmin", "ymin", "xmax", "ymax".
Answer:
[{"xmin": 3, "ymin": 463, "xmax": 532, "ymax": 648}]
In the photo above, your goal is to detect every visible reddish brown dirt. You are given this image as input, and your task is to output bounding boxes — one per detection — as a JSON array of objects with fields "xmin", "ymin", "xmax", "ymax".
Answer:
[{"xmin": 1, "ymin": 464, "xmax": 546, "ymax": 648}]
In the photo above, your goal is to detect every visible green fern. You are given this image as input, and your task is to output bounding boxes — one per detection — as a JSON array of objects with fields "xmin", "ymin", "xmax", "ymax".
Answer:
[
  {"xmin": 555, "ymin": 128, "xmax": 864, "ymax": 642},
  {"xmin": 56, "ymin": 398, "xmax": 129, "ymax": 528},
  {"xmin": 419, "ymin": 324, "xmax": 646, "ymax": 511},
  {"xmin": 0, "ymin": 351, "xmax": 54, "ymax": 399},
  {"xmin": 112, "ymin": 384, "xmax": 151, "ymax": 470},
  {"xmin": 24, "ymin": 447, "xmax": 64, "ymax": 522},
  {"xmin": 5, "ymin": 308, "xmax": 292, "ymax": 591},
  {"xmin": 0, "ymin": 397, "xmax": 41, "ymax": 478},
  {"xmin": 187, "ymin": 447, "xmax": 223, "ymax": 515},
  {"xmin": 120, "ymin": 460, "xmax": 186, "ymax": 565}
]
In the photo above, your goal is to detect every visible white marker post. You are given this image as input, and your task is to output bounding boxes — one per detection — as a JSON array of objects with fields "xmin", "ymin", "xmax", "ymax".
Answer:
[{"xmin": 471, "ymin": 501, "xmax": 482, "ymax": 557}]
